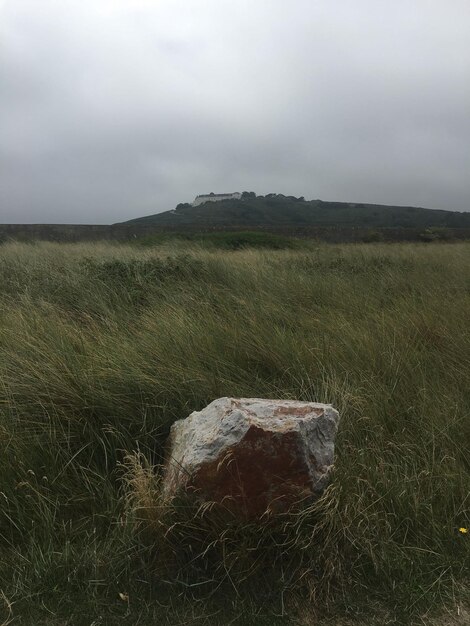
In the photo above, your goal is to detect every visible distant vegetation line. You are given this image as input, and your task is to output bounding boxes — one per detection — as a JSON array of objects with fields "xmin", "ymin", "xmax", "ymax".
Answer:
[
  {"xmin": 2, "ymin": 193, "xmax": 470, "ymax": 243},
  {"xmin": 1, "ymin": 223, "xmax": 470, "ymax": 245}
]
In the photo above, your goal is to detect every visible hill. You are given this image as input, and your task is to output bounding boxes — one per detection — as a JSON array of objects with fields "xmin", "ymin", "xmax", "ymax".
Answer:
[
  {"xmin": 120, "ymin": 193, "xmax": 470, "ymax": 230},
  {"xmin": 2, "ymin": 194, "xmax": 470, "ymax": 245}
]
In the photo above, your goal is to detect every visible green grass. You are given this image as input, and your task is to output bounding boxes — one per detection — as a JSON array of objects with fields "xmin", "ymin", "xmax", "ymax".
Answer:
[
  {"xmin": 134, "ymin": 229, "xmax": 303, "ymax": 249},
  {"xmin": 0, "ymin": 240, "xmax": 469, "ymax": 625}
]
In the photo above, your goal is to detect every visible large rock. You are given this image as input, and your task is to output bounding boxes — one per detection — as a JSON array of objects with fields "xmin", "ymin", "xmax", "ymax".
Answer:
[{"xmin": 162, "ymin": 397, "xmax": 340, "ymax": 517}]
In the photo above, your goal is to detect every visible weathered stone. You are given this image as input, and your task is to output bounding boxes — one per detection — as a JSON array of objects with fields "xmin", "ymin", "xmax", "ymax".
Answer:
[{"xmin": 162, "ymin": 397, "xmax": 340, "ymax": 517}]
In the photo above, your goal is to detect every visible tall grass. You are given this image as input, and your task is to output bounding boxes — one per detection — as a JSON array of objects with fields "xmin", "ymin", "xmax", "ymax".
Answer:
[{"xmin": 0, "ymin": 240, "xmax": 469, "ymax": 624}]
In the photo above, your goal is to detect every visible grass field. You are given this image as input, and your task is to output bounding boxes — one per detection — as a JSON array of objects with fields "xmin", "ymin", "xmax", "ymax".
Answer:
[{"xmin": 0, "ymin": 240, "xmax": 469, "ymax": 625}]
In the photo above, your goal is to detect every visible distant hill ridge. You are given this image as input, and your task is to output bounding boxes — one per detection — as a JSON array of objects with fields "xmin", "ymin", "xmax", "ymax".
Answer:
[
  {"xmin": 2, "ymin": 193, "xmax": 470, "ymax": 244},
  {"xmin": 120, "ymin": 192, "xmax": 470, "ymax": 230}
]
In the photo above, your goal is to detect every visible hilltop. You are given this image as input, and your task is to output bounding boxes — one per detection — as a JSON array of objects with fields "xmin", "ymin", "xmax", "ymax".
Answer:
[{"xmin": 120, "ymin": 192, "xmax": 470, "ymax": 230}]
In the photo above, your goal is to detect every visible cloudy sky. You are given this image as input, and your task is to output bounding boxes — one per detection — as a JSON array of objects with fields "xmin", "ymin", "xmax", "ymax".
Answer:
[{"xmin": 1, "ymin": 0, "xmax": 469, "ymax": 224}]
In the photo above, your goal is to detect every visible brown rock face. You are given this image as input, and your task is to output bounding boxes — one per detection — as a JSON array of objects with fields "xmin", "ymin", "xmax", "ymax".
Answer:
[{"xmin": 162, "ymin": 398, "xmax": 340, "ymax": 517}]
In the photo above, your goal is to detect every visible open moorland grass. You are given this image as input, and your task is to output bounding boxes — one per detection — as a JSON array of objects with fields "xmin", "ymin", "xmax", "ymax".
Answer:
[{"xmin": 0, "ymin": 240, "xmax": 469, "ymax": 625}]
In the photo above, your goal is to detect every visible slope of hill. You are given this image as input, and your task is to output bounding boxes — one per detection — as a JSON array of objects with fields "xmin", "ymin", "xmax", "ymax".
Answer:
[{"xmin": 120, "ymin": 194, "xmax": 470, "ymax": 230}]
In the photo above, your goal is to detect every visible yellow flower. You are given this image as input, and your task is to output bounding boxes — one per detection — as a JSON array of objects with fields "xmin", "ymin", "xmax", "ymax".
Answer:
[{"xmin": 458, "ymin": 527, "xmax": 468, "ymax": 534}]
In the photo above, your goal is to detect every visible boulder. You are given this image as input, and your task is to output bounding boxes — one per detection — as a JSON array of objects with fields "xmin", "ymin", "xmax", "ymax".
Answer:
[{"xmin": 162, "ymin": 397, "xmax": 340, "ymax": 517}]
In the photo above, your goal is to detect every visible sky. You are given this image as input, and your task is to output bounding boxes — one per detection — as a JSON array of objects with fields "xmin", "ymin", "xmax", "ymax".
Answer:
[{"xmin": 1, "ymin": 0, "xmax": 469, "ymax": 224}]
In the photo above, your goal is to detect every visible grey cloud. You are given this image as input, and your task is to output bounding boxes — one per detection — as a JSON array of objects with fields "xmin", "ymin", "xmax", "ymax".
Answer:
[{"xmin": 1, "ymin": 0, "xmax": 469, "ymax": 223}]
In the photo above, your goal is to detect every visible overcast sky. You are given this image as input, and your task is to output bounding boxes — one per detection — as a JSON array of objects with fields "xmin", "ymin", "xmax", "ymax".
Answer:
[{"xmin": 1, "ymin": 0, "xmax": 469, "ymax": 224}]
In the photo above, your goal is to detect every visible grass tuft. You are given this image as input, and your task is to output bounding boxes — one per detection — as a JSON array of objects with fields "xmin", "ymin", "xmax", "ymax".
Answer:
[{"xmin": 0, "ymin": 240, "xmax": 469, "ymax": 623}]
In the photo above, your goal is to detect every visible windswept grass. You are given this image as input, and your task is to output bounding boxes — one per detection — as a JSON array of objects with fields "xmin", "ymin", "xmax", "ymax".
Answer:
[{"xmin": 0, "ymin": 240, "xmax": 469, "ymax": 624}]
